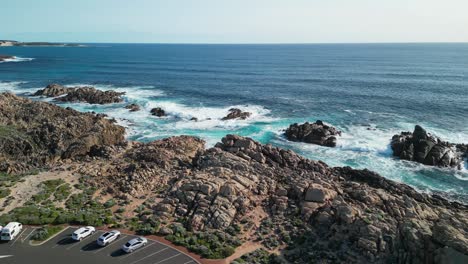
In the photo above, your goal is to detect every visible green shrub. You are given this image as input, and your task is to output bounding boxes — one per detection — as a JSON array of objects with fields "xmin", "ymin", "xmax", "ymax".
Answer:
[
  {"xmin": 0, "ymin": 188, "xmax": 11, "ymax": 198},
  {"xmin": 31, "ymin": 225, "xmax": 64, "ymax": 241},
  {"xmin": 104, "ymin": 199, "xmax": 116, "ymax": 208}
]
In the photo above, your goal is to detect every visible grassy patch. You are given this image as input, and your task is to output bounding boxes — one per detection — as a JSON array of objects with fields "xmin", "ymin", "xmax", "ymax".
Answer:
[{"xmin": 232, "ymin": 248, "xmax": 283, "ymax": 264}]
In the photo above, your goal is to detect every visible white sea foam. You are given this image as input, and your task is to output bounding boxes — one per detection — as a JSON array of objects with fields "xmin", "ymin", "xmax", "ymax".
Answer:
[
  {"xmin": 144, "ymin": 101, "xmax": 275, "ymax": 129},
  {"xmin": 0, "ymin": 57, "xmax": 34, "ymax": 63}
]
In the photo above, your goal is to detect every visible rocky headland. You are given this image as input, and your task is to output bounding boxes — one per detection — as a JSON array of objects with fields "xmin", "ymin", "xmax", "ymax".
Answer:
[
  {"xmin": 0, "ymin": 40, "xmax": 82, "ymax": 47},
  {"xmin": 0, "ymin": 93, "xmax": 467, "ymax": 263},
  {"xmin": 392, "ymin": 125, "xmax": 466, "ymax": 169},
  {"xmin": 285, "ymin": 120, "xmax": 342, "ymax": 147}
]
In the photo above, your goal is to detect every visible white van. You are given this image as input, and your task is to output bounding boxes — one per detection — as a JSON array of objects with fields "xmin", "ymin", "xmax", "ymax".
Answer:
[{"xmin": 1, "ymin": 222, "xmax": 23, "ymax": 241}]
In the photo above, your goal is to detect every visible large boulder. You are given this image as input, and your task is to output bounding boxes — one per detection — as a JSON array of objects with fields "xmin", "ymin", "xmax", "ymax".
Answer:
[
  {"xmin": 285, "ymin": 120, "xmax": 342, "ymax": 147},
  {"xmin": 222, "ymin": 108, "xmax": 251, "ymax": 120},
  {"xmin": 0, "ymin": 92, "xmax": 125, "ymax": 173},
  {"xmin": 391, "ymin": 125, "xmax": 464, "ymax": 168},
  {"xmin": 54, "ymin": 86, "xmax": 125, "ymax": 104},
  {"xmin": 33, "ymin": 84, "xmax": 73, "ymax": 97}
]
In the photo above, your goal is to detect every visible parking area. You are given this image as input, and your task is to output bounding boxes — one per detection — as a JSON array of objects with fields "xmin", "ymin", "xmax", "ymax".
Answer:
[{"xmin": 0, "ymin": 227, "xmax": 198, "ymax": 264}]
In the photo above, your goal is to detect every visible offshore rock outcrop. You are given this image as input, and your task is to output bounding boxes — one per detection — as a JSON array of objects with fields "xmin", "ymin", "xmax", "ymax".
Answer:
[
  {"xmin": 222, "ymin": 108, "xmax": 251, "ymax": 120},
  {"xmin": 0, "ymin": 55, "xmax": 15, "ymax": 62},
  {"xmin": 391, "ymin": 125, "xmax": 465, "ymax": 169},
  {"xmin": 125, "ymin": 103, "xmax": 141, "ymax": 112},
  {"xmin": 0, "ymin": 93, "xmax": 125, "ymax": 173},
  {"xmin": 285, "ymin": 120, "xmax": 342, "ymax": 147},
  {"xmin": 34, "ymin": 84, "xmax": 125, "ymax": 104},
  {"xmin": 150, "ymin": 107, "xmax": 166, "ymax": 117}
]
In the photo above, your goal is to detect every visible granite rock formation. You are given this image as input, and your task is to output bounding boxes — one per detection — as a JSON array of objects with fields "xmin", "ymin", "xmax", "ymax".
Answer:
[
  {"xmin": 0, "ymin": 93, "xmax": 125, "ymax": 173},
  {"xmin": 391, "ymin": 125, "xmax": 465, "ymax": 168}
]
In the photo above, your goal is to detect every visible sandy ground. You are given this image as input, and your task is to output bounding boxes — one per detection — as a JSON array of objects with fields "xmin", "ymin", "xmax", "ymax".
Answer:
[{"xmin": 0, "ymin": 168, "xmax": 79, "ymax": 212}]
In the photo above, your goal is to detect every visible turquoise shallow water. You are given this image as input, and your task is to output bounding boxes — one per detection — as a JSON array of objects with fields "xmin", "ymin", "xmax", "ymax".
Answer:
[{"xmin": 0, "ymin": 43, "xmax": 467, "ymax": 202}]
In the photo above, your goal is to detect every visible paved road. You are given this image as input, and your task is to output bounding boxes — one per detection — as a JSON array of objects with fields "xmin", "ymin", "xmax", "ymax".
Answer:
[{"xmin": 0, "ymin": 227, "xmax": 198, "ymax": 264}]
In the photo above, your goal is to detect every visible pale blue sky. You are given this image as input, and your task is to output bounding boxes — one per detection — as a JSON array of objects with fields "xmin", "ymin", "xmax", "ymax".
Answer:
[{"xmin": 2, "ymin": 0, "xmax": 467, "ymax": 43}]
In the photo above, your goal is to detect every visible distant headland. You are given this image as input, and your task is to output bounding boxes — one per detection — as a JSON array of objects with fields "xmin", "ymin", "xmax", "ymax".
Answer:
[{"xmin": 0, "ymin": 40, "xmax": 83, "ymax": 47}]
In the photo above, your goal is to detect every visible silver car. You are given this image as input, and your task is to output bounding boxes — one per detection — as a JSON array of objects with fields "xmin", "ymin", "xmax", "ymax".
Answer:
[
  {"xmin": 97, "ymin": 230, "xmax": 121, "ymax": 246},
  {"xmin": 121, "ymin": 237, "xmax": 148, "ymax": 253}
]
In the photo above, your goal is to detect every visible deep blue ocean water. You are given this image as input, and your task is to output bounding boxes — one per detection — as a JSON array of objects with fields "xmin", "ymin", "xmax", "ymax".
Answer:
[{"xmin": 1, "ymin": 43, "xmax": 467, "ymax": 202}]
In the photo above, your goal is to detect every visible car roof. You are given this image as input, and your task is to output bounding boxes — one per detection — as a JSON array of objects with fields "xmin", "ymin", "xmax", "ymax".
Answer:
[{"xmin": 128, "ymin": 237, "xmax": 146, "ymax": 244}]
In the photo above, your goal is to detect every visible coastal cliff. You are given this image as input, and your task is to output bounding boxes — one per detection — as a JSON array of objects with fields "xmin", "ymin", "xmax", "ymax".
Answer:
[{"xmin": 0, "ymin": 93, "xmax": 467, "ymax": 263}]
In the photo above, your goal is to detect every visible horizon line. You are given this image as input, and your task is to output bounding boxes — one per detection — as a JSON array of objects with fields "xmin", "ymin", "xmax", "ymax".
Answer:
[{"xmin": 3, "ymin": 40, "xmax": 468, "ymax": 45}]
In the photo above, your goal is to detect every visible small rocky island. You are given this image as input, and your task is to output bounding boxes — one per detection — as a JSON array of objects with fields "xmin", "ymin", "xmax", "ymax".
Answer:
[
  {"xmin": 391, "ymin": 125, "xmax": 466, "ymax": 169},
  {"xmin": 285, "ymin": 120, "xmax": 342, "ymax": 147},
  {"xmin": 222, "ymin": 108, "xmax": 252, "ymax": 120},
  {"xmin": 0, "ymin": 54, "xmax": 15, "ymax": 62},
  {"xmin": 34, "ymin": 84, "xmax": 125, "ymax": 104},
  {"xmin": 0, "ymin": 93, "xmax": 467, "ymax": 263}
]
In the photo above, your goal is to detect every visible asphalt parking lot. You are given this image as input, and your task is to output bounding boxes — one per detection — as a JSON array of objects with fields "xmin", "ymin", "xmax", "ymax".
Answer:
[{"xmin": 0, "ymin": 227, "xmax": 198, "ymax": 264}]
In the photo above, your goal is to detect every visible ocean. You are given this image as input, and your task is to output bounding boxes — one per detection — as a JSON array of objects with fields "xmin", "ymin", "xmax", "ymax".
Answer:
[{"xmin": 1, "ymin": 43, "xmax": 467, "ymax": 202}]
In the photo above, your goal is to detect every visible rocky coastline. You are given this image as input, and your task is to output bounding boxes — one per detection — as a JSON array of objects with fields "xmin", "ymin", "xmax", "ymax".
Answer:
[
  {"xmin": 0, "ymin": 92, "xmax": 467, "ymax": 263},
  {"xmin": 0, "ymin": 40, "xmax": 82, "ymax": 47}
]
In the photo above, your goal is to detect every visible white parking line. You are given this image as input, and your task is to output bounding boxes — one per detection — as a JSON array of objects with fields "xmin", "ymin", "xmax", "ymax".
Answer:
[
  {"xmin": 153, "ymin": 253, "xmax": 181, "ymax": 264},
  {"xmin": 183, "ymin": 261, "xmax": 195, "ymax": 264},
  {"xmin": 10, "ymin": 229, "xmax": 26, "ymax": 247},
  {"xmin": 128, "ymin": 247, "xmax": 168, "ymax": 264},
  {"xmin": 93, "ymin": 235, "xmax": 128, "ymax": 254},
  {"xmin": 21, "ymin": 228, "xmax": 36, "ymax": 243},
  {"xmin": 119, "ymin": 242, "xmax": 155, "ymax": 260}
]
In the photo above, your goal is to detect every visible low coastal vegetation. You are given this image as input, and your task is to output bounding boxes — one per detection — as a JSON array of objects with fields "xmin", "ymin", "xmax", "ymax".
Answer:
[{"xmin": 31, "ymin": 225, "xmax": 66, "ymax": 242}]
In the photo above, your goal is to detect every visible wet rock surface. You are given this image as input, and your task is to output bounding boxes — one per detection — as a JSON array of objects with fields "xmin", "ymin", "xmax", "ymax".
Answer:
[
  {"xmin": 150, "ymin": 107, "xmax": 166, "ymax": 117},
  {"xmin": 391, "ymin": 125, "xmax": 465, "ymax": 168},
  {"xmin": 285, "ymin": 120, "xmax": 342, "ymax": 147},
  {"xmin": 222, "ymin": 108, "xmax": 251, "ymax": 120},
  {"xmin": 125, "ymin": 103, "xmax": 141, "ymax": 112}
]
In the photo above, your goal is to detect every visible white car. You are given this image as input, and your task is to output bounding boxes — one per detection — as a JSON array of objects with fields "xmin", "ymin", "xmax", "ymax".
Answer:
[
  {"xmin": 121, "ymin": 237, "xmax": 148, "ymax": 253},
  {"xmin": 97, "ymin": 230, "xmax": 121, "ymax": 246},
  {"xmin": 1, "ymin": 222, "xmax": 22, "ymax": 241},
  {"xmin": 71, "ymin": 226, "xmax": 96, "ymax": 241}
]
